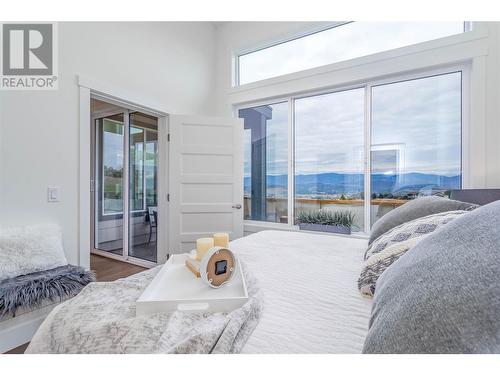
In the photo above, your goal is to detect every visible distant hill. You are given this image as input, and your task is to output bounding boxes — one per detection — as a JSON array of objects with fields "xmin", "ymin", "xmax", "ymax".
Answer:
[{"xmin": 244, "ymin": 172, "xmax": 460, "ymax": 196}]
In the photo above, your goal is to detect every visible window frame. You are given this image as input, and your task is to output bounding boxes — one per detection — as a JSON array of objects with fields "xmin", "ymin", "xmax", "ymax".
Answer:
[
  {"xmin": 235, "ymin": 22, "xmax": 471, "ymax": 87},
  {"xmin": 236, "ymin": 63, "xmax": 470, "ymax": 236}
]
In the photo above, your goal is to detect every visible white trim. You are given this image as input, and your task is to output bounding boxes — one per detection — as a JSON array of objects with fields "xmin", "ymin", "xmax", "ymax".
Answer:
[
  {"xmin": 79, "ymin": 86, "xmax": 91, "ymax": 269},
  {"xmin": 78, "ymin": 75, "xmax": 170, "ymax": 116},
  {"xmin": 0, "ymin": 303, "xmax": 60, "ymax": 353},
  {"xmin": 90, "ymin": 249, "xmax": 157, "ymax": 269},
  {"xmin": 467, "ymin": 56, "xmax": 487, "ymax": 188},
  {"xmin": 363, "ymin": 83, "xmax": 371, "ymax": 233},
  {"xmin": 287, "ymin": 97, "xmax": 295, "ymax": 228},
  {"xmin": 123, "ymin": 109, "xmax": 130, "ymax": 259},
  {"xmin": 157, "ymin": 115, "xmax": 169, "ymax": 264},
  {"xmin": 228, "ymin": 28, "xmax": 487, "ymax": 105}
]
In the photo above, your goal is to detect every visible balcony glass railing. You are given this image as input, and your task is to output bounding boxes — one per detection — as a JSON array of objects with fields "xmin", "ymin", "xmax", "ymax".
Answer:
[{"xmin": 244, "ymin": 196, "xmax": 407, "ymax": 232}]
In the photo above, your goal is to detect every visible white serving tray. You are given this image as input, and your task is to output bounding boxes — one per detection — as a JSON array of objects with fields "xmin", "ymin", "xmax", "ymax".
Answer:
[{"xmin": 136, "ymin": 253, "xmax": 248, "ymax": 315}]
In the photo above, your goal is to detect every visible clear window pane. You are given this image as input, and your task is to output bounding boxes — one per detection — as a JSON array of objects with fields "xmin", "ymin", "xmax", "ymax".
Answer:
[
  {"xmin": 102, "ymin": 117, "xmax": 124, "ymax": 215},
  {"xmin": 295, "ymin": 88, "xmax": 365, "ymax": 232},
  {"xmin": 239, "ymin": 22, "xmax": 465, "ymax": 85},
  {"xmin": 239, "ymin": 102, "xmax": 288, "ymax": 223},
  {"xmin": 145, "ymin": 131, "xmax": 158, "ymax": 207},
  {"xmin": 129, "ymin": 112, "xmax": 159, "ymax": 263},
  {"xmin": 95, "ymin": 113, "xmax": 124, "ymax": 254},
  {"xmin": 370, "ymin": 72, "xmax": 462, "ymax": 224},
  {"xmin": 129, "ymin": 126, "xmax": 144, "ymax": 211}
]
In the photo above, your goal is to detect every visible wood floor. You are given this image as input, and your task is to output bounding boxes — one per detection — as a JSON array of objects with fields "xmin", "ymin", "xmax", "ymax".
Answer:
[
  {"xmin": 4, "ymin": 254, "xmax": 147, "ymax": 354},
  {"xmin": 89, "ymin": 253, "xmax": 147, "ymax": 282}
]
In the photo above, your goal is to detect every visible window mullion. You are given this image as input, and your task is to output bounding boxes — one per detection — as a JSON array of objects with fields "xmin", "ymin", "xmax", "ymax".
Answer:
[
  {"xmin": 364, "ymin": 84, "xmax": 372, "ymax": 235},
  {"xmin": 288, "ymin": 97, "xmax": 295, "ymax": 228},
  {"xmin": 143, "ymin": 129, "xmax": 147, "ymax": 211}
]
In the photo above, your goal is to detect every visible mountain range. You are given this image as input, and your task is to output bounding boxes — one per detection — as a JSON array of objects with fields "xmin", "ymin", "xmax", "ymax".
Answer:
[{"xmin": 244, "ymin": 172, "xmax": 460, "ymax": 196}]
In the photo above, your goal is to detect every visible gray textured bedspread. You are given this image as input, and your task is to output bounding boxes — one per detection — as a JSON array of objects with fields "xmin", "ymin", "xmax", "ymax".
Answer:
[{"xmin": 26, "ymin": 264, "xmax": 262, "ymax": 354}]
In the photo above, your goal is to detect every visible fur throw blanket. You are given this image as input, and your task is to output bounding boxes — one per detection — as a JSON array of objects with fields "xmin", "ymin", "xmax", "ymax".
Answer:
[{"xmin": 0, "ymin": 265, "xmax": 95, "ymax": 319}]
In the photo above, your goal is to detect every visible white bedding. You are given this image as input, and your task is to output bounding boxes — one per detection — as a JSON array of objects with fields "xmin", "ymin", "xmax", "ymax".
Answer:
[
  {"xmin": 27, "ymin": 230, "xmax": 372, "ymax": 354},
  {"xmin": 232, "ymin": 230, "xmax": 372, "ymax": 354}
]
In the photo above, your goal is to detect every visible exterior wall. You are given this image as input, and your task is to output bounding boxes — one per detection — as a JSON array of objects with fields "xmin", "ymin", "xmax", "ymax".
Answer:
[{"xmin": 0, "ymin": 22, "xmax": 217, "ymax": 265}]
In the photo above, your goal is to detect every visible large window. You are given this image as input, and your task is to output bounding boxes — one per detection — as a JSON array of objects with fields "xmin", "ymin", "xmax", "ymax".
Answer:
[
  {"xmin": 239, "ymin": 69, "xmax": 463, "ymax": 234},
  {"xmin": 295, "ymin": 88, "xmax": 365, "ymax": 232},
  {"xmin": 238, "ymin": 22, "xmax": 466, "ymax": 85},
  {"xmin": 239, "ymin": 102, "xmax": 288, "ymax": 223},
  {"xmin": 370, "ymin": 72, "xmax": 462, "ymax": 225}
]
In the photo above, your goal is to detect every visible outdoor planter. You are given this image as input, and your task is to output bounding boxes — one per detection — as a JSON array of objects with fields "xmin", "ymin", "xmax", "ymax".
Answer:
[
  {"xmin": 297, "ymin": 209, "xmax": 355, "ymax": 235},
  {"xmin": 298, "ymin": 222, "xmax": 351, "ymax": 235}
]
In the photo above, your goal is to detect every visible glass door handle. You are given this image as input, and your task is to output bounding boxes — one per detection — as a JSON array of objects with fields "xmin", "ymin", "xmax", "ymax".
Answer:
[{"xmin": 232, "ymin": 204, "xmax": 242, "ymax": 209}]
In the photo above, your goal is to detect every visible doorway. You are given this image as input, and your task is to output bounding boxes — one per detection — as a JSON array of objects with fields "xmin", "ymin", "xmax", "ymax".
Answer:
[{"xmin": 90, "ymin": 98, "xmax": 162, "ymax": 266}]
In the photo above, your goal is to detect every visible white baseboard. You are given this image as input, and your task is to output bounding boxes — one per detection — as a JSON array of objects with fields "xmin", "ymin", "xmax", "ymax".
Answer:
[{"xmin": 0, "ymin": 303, "xmax": 59, "ymax": 353}]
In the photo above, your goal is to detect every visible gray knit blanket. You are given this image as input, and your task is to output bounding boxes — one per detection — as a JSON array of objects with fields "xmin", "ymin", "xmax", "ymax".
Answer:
[
  {"xmin": 0, "ymin": 265, "xmax": 95, "ymax": 319},
  {"xmin": 26, "ymin": 264, "xmax": 263, "ymax": 354}
]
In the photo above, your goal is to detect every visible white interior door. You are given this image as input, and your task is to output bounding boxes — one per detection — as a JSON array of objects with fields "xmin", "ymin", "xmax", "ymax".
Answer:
[{"xmin": 168, "ymin": 115, "xmax": 244, "ymax": 254}]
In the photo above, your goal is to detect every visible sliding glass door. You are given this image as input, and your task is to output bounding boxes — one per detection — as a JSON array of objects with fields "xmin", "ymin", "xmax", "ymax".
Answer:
[{"xmin": 93, "ymin": 109, "xmax": 159, "ymax": 264}]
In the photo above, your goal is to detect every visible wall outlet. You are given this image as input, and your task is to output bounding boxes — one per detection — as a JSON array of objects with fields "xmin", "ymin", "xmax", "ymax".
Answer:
[{"xmin": 48, "ymin": 186, "xmax": 60, "ymax": 202}]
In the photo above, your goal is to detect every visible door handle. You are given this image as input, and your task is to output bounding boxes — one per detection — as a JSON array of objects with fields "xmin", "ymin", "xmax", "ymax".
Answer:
[{"xmin": 232, "ymin": 204, "xmax": 242, "ymax": 209}]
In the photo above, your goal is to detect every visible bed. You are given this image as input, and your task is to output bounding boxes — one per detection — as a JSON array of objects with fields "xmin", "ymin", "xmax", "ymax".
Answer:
[
  {"xmin": 232, "ymin": 230, "xmax": 371, "ymax": 353},
  {"xmin": 27, "ymin": 230, "xmax": 371, "ymax": 354}
]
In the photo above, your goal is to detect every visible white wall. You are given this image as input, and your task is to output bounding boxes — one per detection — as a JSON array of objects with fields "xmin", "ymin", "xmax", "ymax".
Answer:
[
  {"xmin": 214, "ymin": 22, "xmax": 500, "ymax": 188},
  {"xmin": 0, "ymin": 22, "xmax": 217, "ymax": 265}
]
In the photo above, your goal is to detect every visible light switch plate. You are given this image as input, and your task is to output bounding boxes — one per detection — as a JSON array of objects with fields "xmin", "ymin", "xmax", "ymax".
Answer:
[{"xmin": 48, "ymin": 186, "xmax": 60, "ymax": 202}]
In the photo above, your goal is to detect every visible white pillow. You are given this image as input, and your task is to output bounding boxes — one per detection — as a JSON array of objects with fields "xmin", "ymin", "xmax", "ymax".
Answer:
[{"xmin": 0, "ymin": 223, "xmax": 68, "ymax": 281}]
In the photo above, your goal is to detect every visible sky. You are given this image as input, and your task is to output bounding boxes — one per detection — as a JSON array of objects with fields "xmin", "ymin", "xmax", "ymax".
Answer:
[
  {"xmin": 243, "ymin": 71, "xmax": 462, "ymax": 178},
  {"xmin": 242, "ymin": 22, "xmax": 463, "ymax": 179},
  {"xmin": 239, "ymin": 22, "xmax": 464, "ymax": 84}
]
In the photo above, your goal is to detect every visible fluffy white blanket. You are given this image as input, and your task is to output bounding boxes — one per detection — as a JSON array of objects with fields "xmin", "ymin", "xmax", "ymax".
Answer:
[
  {"xmin": 26, "ymin": 263, "xmax": 262, "ymax": 354},
  {"xmin": 0, "ymin": 224, "xmax": 67, "ymax": 281}
]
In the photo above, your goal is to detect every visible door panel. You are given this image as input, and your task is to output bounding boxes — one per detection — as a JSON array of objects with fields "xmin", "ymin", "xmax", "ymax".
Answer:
[
  {"xmin": 93, "ymin": 113, "xmax": 125, "ymax": 256},
  {"xmin": 128, "ymin": 112, "xmax": 159, "ymax": 263},
  {"xmin": 169, "ymin": 115, "xmax": 244, "ymax": 254}
]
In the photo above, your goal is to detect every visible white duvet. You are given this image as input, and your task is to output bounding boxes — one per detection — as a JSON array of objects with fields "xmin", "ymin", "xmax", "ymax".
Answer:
[{"xmin": 233, "ymin": 230, "xmax": 372, "ymax": 354}]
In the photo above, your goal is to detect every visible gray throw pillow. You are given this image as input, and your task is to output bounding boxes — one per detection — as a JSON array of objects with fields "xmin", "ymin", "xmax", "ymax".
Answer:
[
  {"xmin": 359, "ymin": 210, "xmax": 467, "ymax": 298},
  {"xmin": 369, "ymin": 196, "xmax": 477, "ymax": 245},
  {"xmin": 363, "ymin": 199, "xmax": 500, "ymax": 354}
]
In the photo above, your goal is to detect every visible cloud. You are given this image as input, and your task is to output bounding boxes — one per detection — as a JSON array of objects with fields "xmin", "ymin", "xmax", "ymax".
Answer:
[
  {"xmin": 243, "ymin": 71, "xmax": 462, "ymax": 179},
  {"xmin": 239, "ymin": 22, "xmax": 463, "ymax": 84}
]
